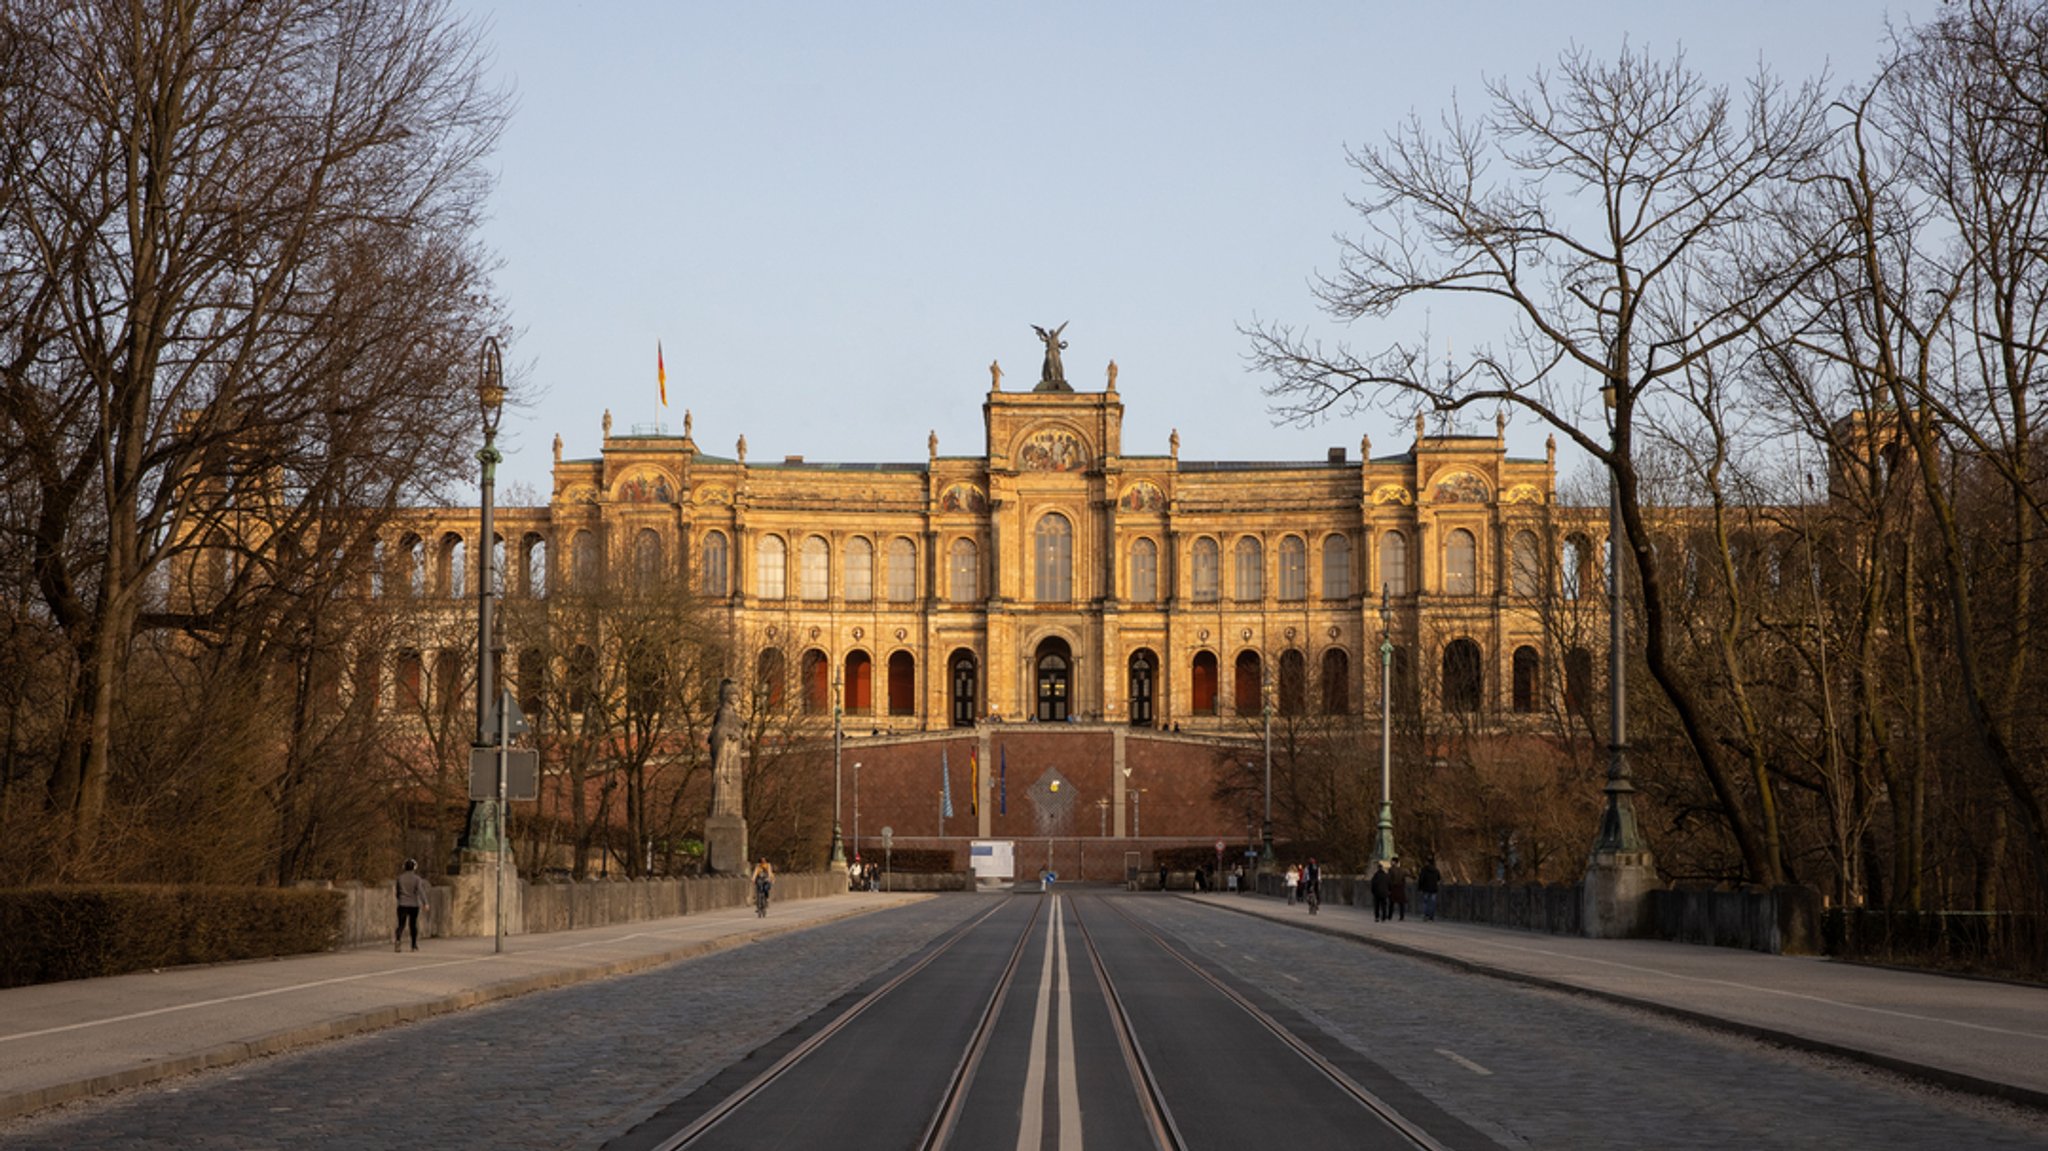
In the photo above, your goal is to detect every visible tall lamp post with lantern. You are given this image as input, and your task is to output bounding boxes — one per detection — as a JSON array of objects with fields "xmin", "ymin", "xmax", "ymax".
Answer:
[{"xmin": 1375, "ymin": 585, "xmax": 1397, "ymax": 866}]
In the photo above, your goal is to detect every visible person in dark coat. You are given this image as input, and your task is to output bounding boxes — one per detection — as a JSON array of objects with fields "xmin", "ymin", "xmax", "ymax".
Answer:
[
  {"xmin": 1418, "ymin": 857, "xmax": 1443, "ymax": 921},
  {"xmin": 1369, "ymin": 860, "xmax": 1391, "ymax": 921},
  {"xmin": 1388, "ymin": 856, "xmax": 1410, "ymax": 921},
  {"xmin": 394, "ymin": 858, "xmax": 429, "ymax": 952}
]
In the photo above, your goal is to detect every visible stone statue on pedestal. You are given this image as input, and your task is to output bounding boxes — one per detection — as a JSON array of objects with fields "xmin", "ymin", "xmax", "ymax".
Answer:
[
  {"xmin": 1032, "ymin": 322, "xmax": 1070, "ymax": 391},
  {"xmin": 705, "ymin": 677, "xmax": 748, "ymax": 872}
]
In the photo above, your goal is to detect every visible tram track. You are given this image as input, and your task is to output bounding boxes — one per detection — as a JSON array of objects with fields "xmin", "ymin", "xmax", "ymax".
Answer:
[{"xmin": 619, "ymin": 891, "xmax": 1463, "ymax": 1151}]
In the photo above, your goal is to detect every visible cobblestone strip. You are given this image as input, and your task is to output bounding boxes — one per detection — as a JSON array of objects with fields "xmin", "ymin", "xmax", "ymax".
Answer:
[
  {"xmin": 0, "ymin": 898, "xmax": 988, "ymax": 1151},
  {"xmin": 1126, "ymin": 898, "xmax": 2048, "ymax": 1151}
]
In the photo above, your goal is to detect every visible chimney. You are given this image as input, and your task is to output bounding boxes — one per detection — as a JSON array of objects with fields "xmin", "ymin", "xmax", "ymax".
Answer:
[{"xmin": 1327, "ymin": 447, "xmax": 1347, "ymax": 463}]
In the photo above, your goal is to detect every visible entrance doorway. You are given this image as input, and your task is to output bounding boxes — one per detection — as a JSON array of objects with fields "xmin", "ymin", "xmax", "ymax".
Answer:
[{"xmin": 1035, "ymin": 637, "xmax": 1071, "ymax": 722}]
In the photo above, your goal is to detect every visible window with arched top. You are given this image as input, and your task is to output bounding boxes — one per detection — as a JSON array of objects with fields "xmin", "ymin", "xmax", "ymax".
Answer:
[
  {"xmin": 1234, "ymin": 650, "xmax": 1263, "ymax": 716},
  {"xmin": 1129, "ymin": 537, "xmax": 1158, "ymax": 603},
  {"xmin": 1128, "ymin": 649, "xmax": 1157, "ymax": 727},
  {"xmin": 1234, "ymin": 537, "xmax": 1263, "ymax": 601},
  {"xmin": 801, "ymin": 648, "xmax": 829, "ymax": 713},
  {"xmin": 1564, "ymin": 646, "xmax": 1593, "ymax": 714},
  {"xmin": 1445, "ymin": 528, "xmax": 1477, "ymax": 595},
  {"xmin": 756, "ymin": 648, "xmax": 786, "ymax": 709},
  {"xmin": 1321, "ymin": 648, "xmax": 1350, "ymax": 714},
  {"xmin": 887, "ymin": 651, "xmax": 915, "ymax": 716},
  {"xmin": 800, "ymin": 535, "xmax": 830, "ymax": 601},
  {"xmin": 1191, "ymin": 537, "xmax": 1219, "ymax": 602},
  {"xmin": 1278, "ymin": 649, "xmax": 1307, "ymax": 715},
  {"xmin": 1380, "ymin": 531, "xmax": 1409, "ymax": 596},
  {"xmin": 757, "ymin": 534, "xmax": 787, "ymax": 599},
  {"xmin": 949, "ymin": 537, "xmax": 978, "ymax": 602},
  {"xmin": 845, "ymin": 537, "xmax": 874, "ymax": 601},
  {"xmin": 1561, "ymin": 534, "xmax": 1590, "ymax": 600},
  {"xmin": 572, "ymin": 530, "xmax": 600, "ymax": 592},
  {"xmin": 1512, "ymin": 645, "xmax": 1541, "ymax": 712},
  {"xmin": 699, "ymin": 531, "xmax": 728, "ymax": 597},
  {"xmin": 523, "ymin": 533, "xmax": 548, "ymax": 597},
  {"xmin": 1444, "ymin": 638, "xmax": 1483, "ymax": 712},
  {"xmin": 1278, "ymin": 535, "xmax": 1306, "ymax": 601},
  {"xmin": 887, "ymin": 538, "xmax": 916, "ymax": 602},
  {"xmin": 440, "ymin": 533, "xmax": 464, "ymax": 598},
  {"xmin": 1322, "ymin": 534, "xmax": 1350, "ymax": 599},
  {"xmin": 1511, "ymin": 531, "xmax": 1540, "ymax": 597},
  {"xmin": 633, "ymin": 528, "xmax": 663, "ymax": 591},
  {"xmin": 1191, "ymin": 651, "xmax": 1218, "ymax": 715},
  {"xmin": 1034, "ymin": 513, "xmax": 1072, "ymax": 602}
]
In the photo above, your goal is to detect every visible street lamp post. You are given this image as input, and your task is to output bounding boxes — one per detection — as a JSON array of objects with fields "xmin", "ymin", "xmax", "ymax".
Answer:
[
  {"xmin": 1582, "ymin": 372, "xmax": 1658, "ymax": 937},
  {"xmin": 832, "ymin": 667, "xmax": 845, "ymax": 868},
  {"xmin": 1375, "ymin": 585, "xmax": 1397, "ymax": 866},
  {"xmin": 469, "ymin": 336, "xmax": 506, "ymax": 951},
  {"xmin": 852, "ymin": 760, "xmax": 861, "ymax": 867}
]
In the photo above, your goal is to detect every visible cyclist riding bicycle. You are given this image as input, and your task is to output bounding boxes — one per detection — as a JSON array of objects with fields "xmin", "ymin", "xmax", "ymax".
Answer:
[
  {"xmin": 750, "ymin": 857, "xmax": 775, "ymax": 917},
  {"xmin": 1301, "ymin": 856, "xmax": 1322, "ymax": 914}
]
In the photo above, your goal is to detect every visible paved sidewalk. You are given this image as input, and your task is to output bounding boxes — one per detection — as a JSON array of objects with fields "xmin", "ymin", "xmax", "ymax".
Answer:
[
  {"xmin": 1190, "ymin": 892, "xmax": 2048, "ymax": 1109},
  {"xmin": 0, "ymin": 891, "xmax": 926, "ymax": 1121}
]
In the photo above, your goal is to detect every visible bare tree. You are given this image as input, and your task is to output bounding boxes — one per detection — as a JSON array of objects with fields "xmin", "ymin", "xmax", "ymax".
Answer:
[
  {"xmin": 1246, "ymin": 45, "xmax": 1836, "ymax": 884},
  {"xmin": 0, "ymin": 0, "xmax": 509, "ymax": 865}
]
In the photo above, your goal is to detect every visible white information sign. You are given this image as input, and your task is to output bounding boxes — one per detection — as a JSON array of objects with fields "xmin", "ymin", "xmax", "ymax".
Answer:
[{"xmin": 970, "ymin": 840, "xmax": 1015, "ymax": 880}]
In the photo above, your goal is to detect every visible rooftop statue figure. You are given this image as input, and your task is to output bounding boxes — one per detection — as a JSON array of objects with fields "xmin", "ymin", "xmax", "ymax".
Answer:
[{"xmin": 1032, "ymin": 322, "xmax": 1069, "ymax": 386}]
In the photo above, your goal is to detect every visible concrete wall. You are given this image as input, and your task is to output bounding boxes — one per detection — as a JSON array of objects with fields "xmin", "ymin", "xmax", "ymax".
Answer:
[{"xmin": 336, "ymin": 872, "xmax": 847, "ymax": 948}]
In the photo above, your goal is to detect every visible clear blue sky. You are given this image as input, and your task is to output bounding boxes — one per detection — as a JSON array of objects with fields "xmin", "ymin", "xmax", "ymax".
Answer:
[{"xmin": 460, "ymin": 1, "xmax": 1934, "ymax": 501}]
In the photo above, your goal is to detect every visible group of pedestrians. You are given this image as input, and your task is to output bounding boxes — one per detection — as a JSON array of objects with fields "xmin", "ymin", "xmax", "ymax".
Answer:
[
  {"xmin": 1368, "ymin": 856, "xmax": 1444, "ymax": 921},
  {"xmin": 1283, "ymin": 858, "xmax": 1323, "ymax": 912}
]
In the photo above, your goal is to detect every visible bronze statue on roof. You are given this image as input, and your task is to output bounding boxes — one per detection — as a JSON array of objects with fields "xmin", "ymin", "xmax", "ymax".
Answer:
[{"xmin": 1032, "ymin": 323, "xmax": 1071, "ymax": 392}]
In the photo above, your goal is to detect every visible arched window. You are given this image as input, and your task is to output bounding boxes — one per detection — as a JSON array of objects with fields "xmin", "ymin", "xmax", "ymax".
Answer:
[
  {"xmin": 1322, "ymin": 534, "xmax": 1351, "ymax": 599},
  {"xmin": 1444, "ymin": 638, "xmax": 1483, "ymax": 712},
  {"xmin": 1277, "ymin": 649, "xmax": 1307, "ymax": 715},
  {"xmin": 887, "ymin": 537, "xmax": 916, "ymax": 602},
  {"xmin": 756, "ymin": 648, "xmax": 786, "ymax": 709},
  {"xmin": 800, "ymin": 535, "xmax": 830, "ymax": 601},
  {"xmin": 1380, "ymin": 531, "xmax": 1409, "ymax": 596},
  {"xmin": 1191, "ymin": 651, "xmax": 1219, "ymax": 715},
  {"xmin": 1561, "ymin": 534, "xmax": 1590, "ymax": 600},
  {"xmin": 1321, "ymin": 648, "xmax": 1350, "ymax": 715},
  {"xmin": 523, "ymin": 533, "xmax": 548, "ymax": 597},
  {"xmin": 887, "ymin": 651, "xmax": 915, "ymax": 716},
  {"xmin": 844, "ymin": 651, "xmax": 873, "ymax": 713},
  {"xmin": 633, "ymin": 528, "xmax": 663, "ymax": 591},
  {"xmin": 395, "ymin": 648, "xmax": 424, "ymax": 711},
  {"xmin": 1191, "ymin": 537, "xmax": 1219, "ymax": 602},
  {"xmin": 399, "ymin": 533, "xmax": 426, "ymax": 597},
  {"xmin": 568, "ymin": 644, "xmax": 598, "ymax": 716},
  {"xmin": 435, "ymin": 648, "xmax": 464, "ymax": 715},
  {"xmin": 949, "ymin": 650, "xmax": 978, "ymax": 727},
  {"xmin": 1128, "ymin": 649, "xmax": 1157, "ymax": 727},
  {"xmin": 1278, "ymin": 535, "xmax": 1306, "ymax": 601},
  {"xmin": 1511, "ymin": 531, "xmax": 1540, "ymax": 597},
  {"xmin": 1445, "ymin": 529, "xmax": 1477, "ymax": 595},
  {"xmin": 845, "ymin": 537, "xmax": 874, "ymax": 601},
  {"xmin": 1129, "ymin": 537, "xmax": 1158, "ymax": 603},
  {"xmin": 370, "ymin": 539, "xmax": 387, "ymax": 599},
  {"xmin": 700, "ymin": 531, "xmax": 729, "ymax": 597},
  {"xmin": 1234, "ymin": 650, "xmax": 1263, "ymax": 716},
  {"xmin": 489, "ymin": 534, "xmax": 506, "ymax": 597},
  {"xmin": 1564, "ymin": 646, "xmax": 1594, "ymax": 715},
  {"xmin": 1034, "ymin": 514, "xmax": 1073, "ymax": 602},
  {"xmin": 518, "ymin": 648, "xmax": 544, "ymax": 719},
  {"xmin": 801, "ymin": 648, "xmax": 829, "ymax": 714},
  {"xmin": 1512, "ymin": 645, "xmax": 1541, "ymax": 713},
  {"xmin": 1035, "ymin": 638, "xmax": 1071, "ymax": 721},
  {"xmin": 1234, "ymin": 536, "xmax": 1263, "ymax": 601},
  {"xmin": 949, "ymin": 537, "xmax": 978, "ymax": 603},
  {"xmin": 757, "ymin": 534, "xmax": 787, "ymax": 599},
  {"xmin": 572, "ymin": 530, "xmax": 600, "ymax": 592},
  {"xmin": 439, "ymin": 533, "xmax": 464, "ymax": 598}
]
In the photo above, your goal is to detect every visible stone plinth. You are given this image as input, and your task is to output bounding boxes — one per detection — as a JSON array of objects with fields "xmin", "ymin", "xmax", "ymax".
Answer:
[
  {"xmin": 1582, "ymin": 848, "xmax": 1658, "ymax": 938},
  {"xmin": 448, "ymin": 850, "xmax": 523, "ymax": 938},
  {"xmin": 705, "ymin": 814, "xmax": 748, "ymax": 876}
]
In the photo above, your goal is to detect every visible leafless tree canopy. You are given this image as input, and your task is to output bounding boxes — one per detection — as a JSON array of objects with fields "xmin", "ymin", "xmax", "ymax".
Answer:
[{"xmin": 0, "ymin": 0, "xmax": 509, "ymax": 876}]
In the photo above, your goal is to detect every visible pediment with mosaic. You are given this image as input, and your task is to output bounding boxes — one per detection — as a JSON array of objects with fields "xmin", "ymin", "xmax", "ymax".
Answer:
[
  {"xmin": 1500, "ymin": 482, "xmax": 1544, "ymax": 505},
  {"xmin": 615, "ymin": 470, "xmax": 676, "ymax": 504},
  {"xmin": 693, "ymin": 485, "xmax": 732, "ymax": 506},
  {"xmin": 939, "ymin": 483, "xmax": 989, "ymax": 514},
  {"xmin": 1431, "ymin": 470, "xmax": 1491, "ymax": 504},
  {"xmin": 1118, "ymin": 481, "xmax": 1165, "ymax": 513},
  {"xmin": 1018, "ymin": 428, "xmax": 1088, "ymax": 472}
]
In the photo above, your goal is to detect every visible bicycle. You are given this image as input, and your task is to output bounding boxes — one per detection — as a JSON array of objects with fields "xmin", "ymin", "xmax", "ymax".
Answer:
[
  {"xmin": 753, "ymin": 879, "xmax": 771, "ymax": 917},
  {"xmin": 1304, "ymin": 883, "xmax": 1320, "ymax": 915}
]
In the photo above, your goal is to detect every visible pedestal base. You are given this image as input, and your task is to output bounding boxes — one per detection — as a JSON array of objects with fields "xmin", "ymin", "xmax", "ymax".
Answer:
[
  {"xmin": 449, "ymin": 850, "xmax": 522, "ymax": 938},
  {"xmin": 705, "ymin": 814, "xmax": 748, "ymax": 876},
  {"xmin": 1581, "ymin": 849, "xmax": 1658, "ymax": 938}
]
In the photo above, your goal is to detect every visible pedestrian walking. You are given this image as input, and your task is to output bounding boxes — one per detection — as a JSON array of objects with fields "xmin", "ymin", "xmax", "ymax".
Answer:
[
  {"xmin": 1158, "ymin": 861, "xmax": 1170, "ymax": 891},
  {"xmin": 1418, "ymin": 857, "xmax": 1442, "ymax": 922},
  {"xmin": 1389, "ymin": 855, "xmax": 1410, "ymax": 922},
  {"xmin": 1284, "ymin": 863, "xmax": 1300, "ymax": 905},
  {"xmin": 1369, "ymin": 859, "xmax": 1390, "ymax": 921},
  {"xmin": 394, "ymin": 858, "xmax": 428, "ymax": 952}
]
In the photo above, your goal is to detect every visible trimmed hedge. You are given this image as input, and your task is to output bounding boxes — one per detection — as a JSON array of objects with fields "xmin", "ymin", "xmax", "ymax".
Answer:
[{"xmin": 0, "ymin": 885, "xmax": 346, "ymax": 988}]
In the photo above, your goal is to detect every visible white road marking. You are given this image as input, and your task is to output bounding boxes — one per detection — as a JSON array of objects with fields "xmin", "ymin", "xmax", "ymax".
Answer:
[
  {"xmin": 1054, "ymin": 904, "xmax": 1081, "ymax": 1151},
  {"xmin": 1281, "ymin": 972, "xmax": 1301, "ymax": 984},
  {"xmin": 1436, "ymin": 1047, "xmax": 1492, "ymax": 1076},
  {"xmin": 1017, "ymin": 897, "xmax": 1057, "ymax": 1151}
]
